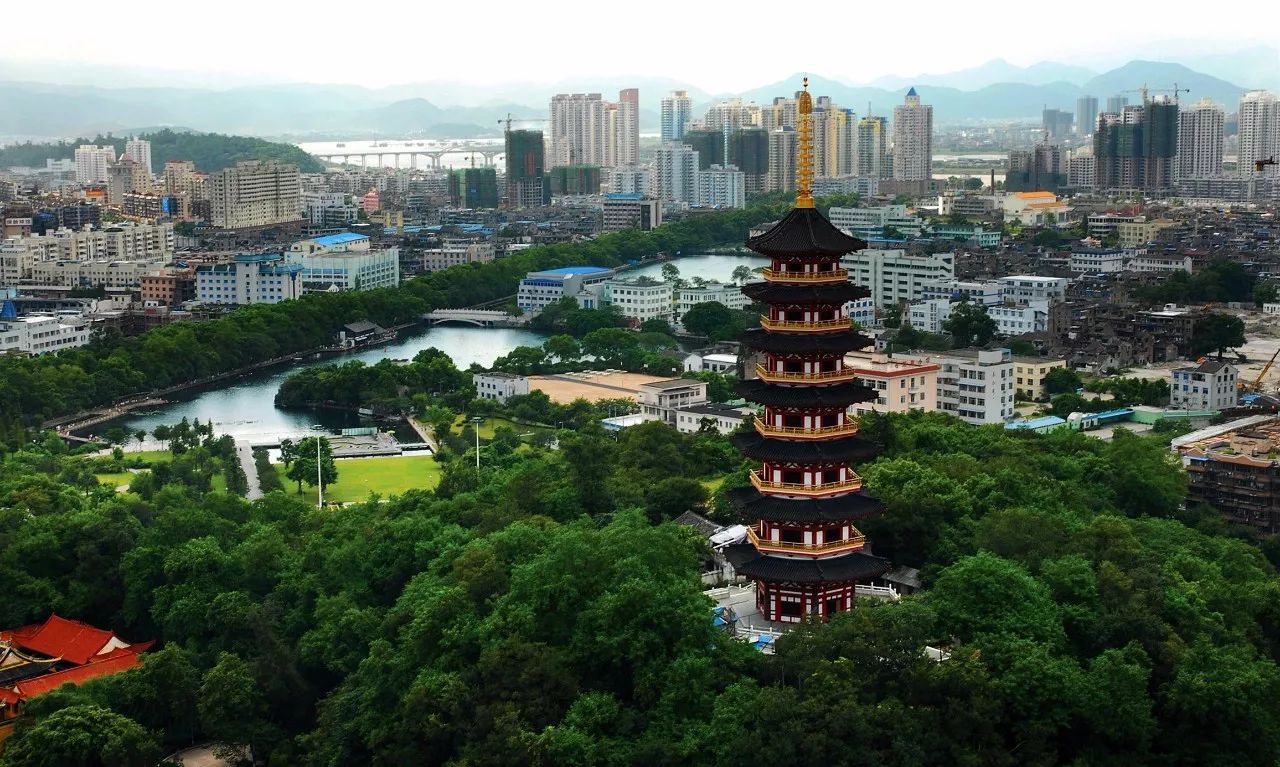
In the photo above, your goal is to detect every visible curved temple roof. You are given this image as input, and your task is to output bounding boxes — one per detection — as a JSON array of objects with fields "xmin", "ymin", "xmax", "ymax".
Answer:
[
  {"xmin": 746, "ymin": 207, "xmax": 867, "ymax": 258},
  {"xmin": 736, "ymin": 379, "xmax": 879, "ymax": 407},
  {"xmin": 731, "ymin": 431, "xmax": 881, "ymax": 463},
  {"xmin": 724, "ymin": 544, "xmax": 892, "ymax": 583},
  {"xmin": 726, "ymin": 486, "xmax": 885, "ymax": 523}
]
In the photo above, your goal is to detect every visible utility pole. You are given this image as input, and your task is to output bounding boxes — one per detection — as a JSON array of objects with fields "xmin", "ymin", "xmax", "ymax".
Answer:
[{"xmin": 316, "ymin": 437, "xmax": 323, "ymax": 508}]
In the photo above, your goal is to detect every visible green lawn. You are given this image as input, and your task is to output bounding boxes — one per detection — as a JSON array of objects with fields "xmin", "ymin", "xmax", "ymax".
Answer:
[
  {"xmin": 700, "ymin": 476, "xmax": 727, "ymax": 494},
  {"xmin": 276, "ymin": 454, "xmax": 441, "ymax": 504},
  {"xmin": 96, "ymin": 472, "xmax": 134, "ymax": 490},
  {"xmin": 123, "ymin": 449, "xmax": 173, "ymax": 464},
  {"xmin": 453, "ymin": 415, "xmax": 533, "ymax": 440}
]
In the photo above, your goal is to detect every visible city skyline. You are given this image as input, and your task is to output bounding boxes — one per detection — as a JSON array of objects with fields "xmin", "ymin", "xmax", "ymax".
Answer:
[{"xmin": 2, "ymin": 0, "xmax": 1278, "ymax": 93}]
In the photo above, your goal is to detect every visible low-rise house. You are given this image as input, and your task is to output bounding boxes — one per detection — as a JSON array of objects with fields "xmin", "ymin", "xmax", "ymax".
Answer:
[
  {"xmin": 473, "ymin": 372, "xmax": 530, "ymax": 403},
  {"xmin": 1171, "ymin": 360, "xmax": 1237, "ymax": 411}
]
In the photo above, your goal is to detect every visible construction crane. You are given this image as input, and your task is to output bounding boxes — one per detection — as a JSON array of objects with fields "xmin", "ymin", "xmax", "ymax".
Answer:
[
  {"xmin": 497, "ymin": 113, "xmax": 548, "ymax": 134},
  {"xmin": 1240, "ymin": 347, "xmax": 1280, "ymax": 393},
  {"xmin": 1122, "ymin": 82, "xmax": 1192, "ymax": 105}
]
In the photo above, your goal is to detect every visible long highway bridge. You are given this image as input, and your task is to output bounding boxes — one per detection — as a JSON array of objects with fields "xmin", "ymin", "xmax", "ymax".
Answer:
[{"xmin": 309, "ymin": 143, "xmax": 506, "ymax": 169}]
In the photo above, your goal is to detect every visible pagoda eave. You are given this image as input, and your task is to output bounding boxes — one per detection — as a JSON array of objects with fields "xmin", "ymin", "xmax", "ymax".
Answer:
[
  {"xmin": 724, "ymin": 544, "xmax": 892, "ymax": 584},
  {"xmin": 730, "ymin": 431, "xmax": 882, "ymax": 463},
  {"xmin": 726, "ymin": 486, "xmax": 885, "ymax": 523}
]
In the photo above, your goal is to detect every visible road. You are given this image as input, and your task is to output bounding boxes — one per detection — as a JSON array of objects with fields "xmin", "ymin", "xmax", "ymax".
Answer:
[{"xmin": 235, "ymin": 441, "xmax": 263, "ymax": 500}]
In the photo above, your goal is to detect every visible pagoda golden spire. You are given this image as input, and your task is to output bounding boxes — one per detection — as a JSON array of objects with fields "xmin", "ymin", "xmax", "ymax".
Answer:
[{"xmin": 795, "ymin": 76, "xmax": 815, "ymax": 209}]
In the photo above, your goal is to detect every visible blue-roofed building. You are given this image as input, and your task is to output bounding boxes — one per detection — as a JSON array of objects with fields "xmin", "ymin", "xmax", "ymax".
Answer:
[
  {"xmin": 1005, "ymin": 415, "xmax": 1067, "ymax": 433},
  {"xmin": 288, "ymin": 233, "xmax": 400, "ymax": 293},
  {"xmin": 195, "ymin": 252, "xmax": 304, "ymax": 305},
  {"xmin": 517, "ymin": 265, "xmax": 616, "ymax": 312}
]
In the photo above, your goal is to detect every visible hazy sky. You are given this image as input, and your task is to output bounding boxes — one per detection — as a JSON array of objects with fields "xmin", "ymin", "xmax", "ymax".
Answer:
[{"xmin": 5, "ymin": 0, "xmax": 1279, "ymax": 92}]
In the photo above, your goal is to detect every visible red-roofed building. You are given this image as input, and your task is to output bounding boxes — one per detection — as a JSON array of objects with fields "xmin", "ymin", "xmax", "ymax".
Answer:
[{"xmin": 0, "ymin": 615, "xmax": 150, "ymax": 744}]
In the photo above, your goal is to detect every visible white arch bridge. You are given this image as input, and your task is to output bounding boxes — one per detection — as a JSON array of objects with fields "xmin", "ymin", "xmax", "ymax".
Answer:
[
  {"xmin": 422, "ymin": 309, "xmax": 527, "ymax": 327},
  {"xmin": 311, "ymin": 143, "xmax": 505, "ymax": 169}
]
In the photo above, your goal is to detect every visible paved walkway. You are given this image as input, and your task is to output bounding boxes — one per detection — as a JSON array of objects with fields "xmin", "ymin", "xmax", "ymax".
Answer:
[{"xmin": 235, "ymin": 441, "xmax": 263, "ymax": 500}]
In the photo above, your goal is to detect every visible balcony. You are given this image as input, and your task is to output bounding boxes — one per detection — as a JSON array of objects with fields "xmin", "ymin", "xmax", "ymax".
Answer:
[
  {"xmin": 760, "ymin": 268, "xmax": 849, "ymax": 283},
  {"xmin": 747, "ymin": 526, "xmax": 867, "ymax": 556},
  {"xmin": 754, "ymin": 363, "xmax": 860, "ymax": 384},
  {"xmin": 749, "ymin": 470, "xmax": 864, "ymax": 496},
  {"xmin": 759, "ymin": 316, "xmax": 853, "ymax": 332},
  {"xmin": 754, "ymin": 417, "xmax": 858, "ymax": 440}
]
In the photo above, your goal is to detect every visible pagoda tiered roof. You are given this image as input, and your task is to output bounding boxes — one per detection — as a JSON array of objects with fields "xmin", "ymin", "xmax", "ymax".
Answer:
[
  {"xmin": 726, "ymin": 486, "xmax": 884, "ymax": 523},
  {"xmin": 745, "ymin": 206, "xmax": 866, "ymax": 258},
  {"xmin": 739, "ymin": 327, "xmax": 874, "ymax": 355},
  {"xmin": 736, "ymin": 379, "xmax": 879, "ymax": 407},
  {"xmin": 731, "ymin": 431, "xmax": 881, "ymax": 463},
  {"xmin": 741, "ymin": 280, "xmax": 869, "ymax": 304},
  {"xmin": 724, "ymin": 544, "xmax": 891, "ymax": 583}
]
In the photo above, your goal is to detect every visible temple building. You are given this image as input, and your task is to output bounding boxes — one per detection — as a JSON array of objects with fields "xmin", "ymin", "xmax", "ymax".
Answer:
[
  {"xmin": 1, "ymin": 615, "xmax": 152, "ymax": 743},
  {"xmin": 723, "ymin": 79, "xmax": 892, "ymax": 623}
]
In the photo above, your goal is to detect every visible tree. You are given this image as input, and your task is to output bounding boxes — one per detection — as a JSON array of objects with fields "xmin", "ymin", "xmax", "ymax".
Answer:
[
  {"xmin": 682, "ymin": 301, "xmax": 744, "ymax": 340},
  {"xmin": 544, "ymin": 334, "xmax": 582, "ymax": 363},
  {"xmin": 941, "ymin": 299, "xmax": 998, "ymax": 348},
  {"xmin": 642, "ymin": 477, "xmax": 709, "ymax": 523},
  {"xmin": 731, "ymin": 265, "xmax": 753, "ymax": 285},
  {"xmin": 105, "ymin": 426, "xmax": 126, "ymax": 446},
  {"xmin": 660, "ymin": 262, "xmax": 681, "ymax": 283},
  {"xmin": 1191, "ymin": 313, "xmax": 1245, "ymax": 359},
  {"xmin": 198, "ymin": 653, "xmax": 275, "ymax": 763},
  {"xmin": 279, "ymin": 438, "xmax": 296, "ymax": 470},
  {"xmin": 285, "ymin": 436, "xmax": 337, "ymax": 496},
  {"xmin": 1255, "ymin": 282, "xmax": 1278, "ymax": 308},
  {"xmin": 133, "ymin": 429, "xmax": 147, "ymax": 452},
  {"xmin": 1043, "ymin": 366, "xmax": 1083, "ymax": 396},
  {"xmin": 0, "ymin": 705, "xmax": 160, "ymax": 767},
  {"xmin": 963, "ymin": 177, "xmax": 984, "ymax": 191}
]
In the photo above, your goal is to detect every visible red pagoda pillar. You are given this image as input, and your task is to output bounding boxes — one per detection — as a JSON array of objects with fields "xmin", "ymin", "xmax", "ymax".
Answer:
[{"xmin": 723, "ymin": 78, "xmax": 890, "ymax": 623}]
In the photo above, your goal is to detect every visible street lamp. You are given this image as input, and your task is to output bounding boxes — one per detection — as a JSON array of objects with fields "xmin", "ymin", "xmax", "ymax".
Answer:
[
  {"xmin": 311, "ymin": 425, "xmax": 326, "ymax": 508},
  {"xmin": 472, "ymin": 416, "xmax": 484, "ymax": 475}
]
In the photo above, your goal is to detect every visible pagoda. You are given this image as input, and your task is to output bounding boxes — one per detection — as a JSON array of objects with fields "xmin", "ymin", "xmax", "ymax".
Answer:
[{"xmin": 724, "ymin": 78, "xmax": 891, "ymax": 623}]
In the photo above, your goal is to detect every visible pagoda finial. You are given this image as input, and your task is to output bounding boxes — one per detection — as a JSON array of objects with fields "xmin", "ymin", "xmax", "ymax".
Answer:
[{"xmin": 795, "ymin": 76, "xmax": 815, "ymax": 209}]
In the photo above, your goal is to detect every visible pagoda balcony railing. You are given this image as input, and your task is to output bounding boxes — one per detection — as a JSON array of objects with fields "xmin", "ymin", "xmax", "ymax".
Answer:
[
  {"xmin": 749, "ymin": 470, "xmax": 864, "ymax": 496},
  {"xmin": 754, "ymin": 417, "xmax": 859, "ymax": 440},
  {"xmin": 754, "ymin": 364, "xmax": 860, "ymax": 384},
  {"xmin": 747, "ymin": 526, "xmax": 867, "ymax": 556},
  {"xmin": 759, "ymin": 316, "xmax": 853, "ymax": 332},
  {"xmin": 760, "ymin": 268, "xmax": 848, "ymax": 283}
]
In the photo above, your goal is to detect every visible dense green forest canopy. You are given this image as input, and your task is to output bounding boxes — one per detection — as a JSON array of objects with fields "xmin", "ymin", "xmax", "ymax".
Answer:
[
  {"xmin": 0, "ymin": 199, "xmax": 790, "ymax": 429},
  {"xmin": 0, "ymin": 129, "xmax": 324, "ymax": 173},
  {"xmin": 3, "ymin": 401, "xmax": 1280, "ymax": 765}
]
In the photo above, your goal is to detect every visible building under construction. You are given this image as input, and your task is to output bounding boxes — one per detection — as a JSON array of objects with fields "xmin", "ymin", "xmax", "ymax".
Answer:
[
  {"xmin": 1094, "ymin": 98, "xmax": 1178, "ymax": 193},
  {"xmin": 505, "ymin": 130, "xmax": 549, "ymax": 209},
  {"xmin": 448, "ymin": 168, "xmax": 499, "ymax": 209},
  {"xmin": 731, "ymin": 128, "xmax": 770, "ymax": 194},
  {"xmin": 548, "ymin": 165, "xmax": 602, "ymax": 196},
  {"xmin": 1175, "ymin": 416, "xmax": 1280, "ymax": 534}
]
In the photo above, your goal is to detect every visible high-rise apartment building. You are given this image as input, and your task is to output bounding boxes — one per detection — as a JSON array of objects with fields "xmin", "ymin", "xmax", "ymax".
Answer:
[
  {"xmin": 655, "ymin": 143, "xmax": 700, "ymax": 208},
  {"xmin": 767, "ymin": 127, "xmax": 797, "ymax": 192},
  {"xmin": 703, "ymin": 98, "xmax": 761, "ymax": 132},
  {"xmin": 856, "ymin": 116, "xmax": 890, "ymax": 179},
  {"xmin": 1094, "ymin": 99, "xmax": 1178, "ymax": 191},
  {"xmin": 74, "ymin": 145, "xmax": 116, "ymax": 184},
  {"xmin": 892, "ymin": 88, "xmax": 932, "ymax": 182},
  {"xmin": 604, "ymin": 89, "xmax": 640, "ymax": 168},
  {"xmin": 1177, "ymin": 98, "xmax": 1225, "ymax": 179},
  {"xmin": 123, "ymin": 137, "xmax": 153, "ymax": 174},
  {"xmin": 1076, "ymin": 96, "xmax": 1099, "ymax": 136},
  {"xmin": 1106, "ymin": 95, "xmax": 1129, "ymax": 114},
  {"xmin": 683, "ymin": 129, "xmax": 725, "ymax": 169},
  {"xmin": 107, "ymin": 159, "xmax": 152, "ymax": 206},
  {"xmin": 504, "ymin": 129, "xmax": 548, "ymax": 209},
  {"xmin": 661, "ymin": 90, "xmax": 694, "ymax": 142},
  {"xmin": 1239, "ymin": 90, "xmax": 1280, "ymax": 177},
  {"xmin": 1006, "ymin": 144, "xmax": 1066, "ymax": 193},
  {"xmin": 731, "ymin": 128, "xmax": 770, "ymax": 194},
  {"xmin": 698, "ymin": 164, "xmax": 746, "ymax": 209},
  {"xmin": 608, "ymin": 166, "xmax": 652, "ymax": 196},
  {"xmin": 1042, "ymin": 108, "xmax": 1073, "ymax": 141},
  {"xmin": 1068, "ymin": 150, "xmax": 1096, "ymax": 188},
  {"xmin": 207, "ymin": 160, "xmax": 302, "ymax": 230},
  {"xmin": 549, "ymin": 93, "xmax": 606, "ymax": 166}
]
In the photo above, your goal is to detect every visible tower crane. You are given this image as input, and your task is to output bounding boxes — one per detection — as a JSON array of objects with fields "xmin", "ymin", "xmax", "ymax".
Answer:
[
  {"xmin": 497, "ymin": 114, "xmax": 548, "ymax": 134},
  {"xmin": 1122, "ymin": 83, "xmax": 1192, "ymax": 105}
]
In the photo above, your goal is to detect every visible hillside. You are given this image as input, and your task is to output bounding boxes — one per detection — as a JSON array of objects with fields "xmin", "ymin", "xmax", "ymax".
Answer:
[{"xmin": 0, "ymin": 128, "xmax": 324, "ymax": 173}]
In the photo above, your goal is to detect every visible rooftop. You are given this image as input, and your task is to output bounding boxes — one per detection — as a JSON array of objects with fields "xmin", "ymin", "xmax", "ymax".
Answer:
[
  {"xmin": 641, "ymin": 377, "xmax": 704, "ymax": 391},
  {"xmin": 1177, "ymin": 359, "xmax": 1232, "ymax": 374},
  {"xmin": 310, "ymin": 232, "xmax": 369, "ymax": 246},
  {"xmin": 532, "ymin": 266, "xmax": 613, "ymax": 277}
]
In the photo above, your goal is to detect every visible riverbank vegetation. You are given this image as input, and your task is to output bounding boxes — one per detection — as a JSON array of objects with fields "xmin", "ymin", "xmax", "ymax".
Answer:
[
  {"xmin": 0, "ymin": 128, "xmax": 325, "ymax": 173},
  {"xmin": 4, "ymin": 409, "xmax": 1280, "ymax": 764},
  {"xmin": 0, "ymin": 199, "xmax": 791, "ymax": 430}
]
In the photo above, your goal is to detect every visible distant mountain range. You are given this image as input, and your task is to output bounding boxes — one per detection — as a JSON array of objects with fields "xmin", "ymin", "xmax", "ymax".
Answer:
[{"xmin": 0, "ymin": 57, "xmax": 1271, "ymax": 141}]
